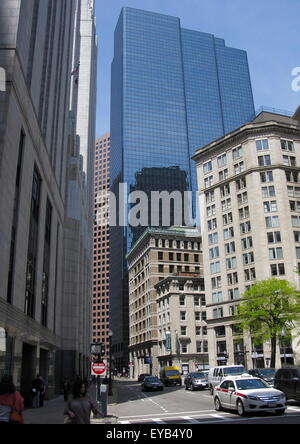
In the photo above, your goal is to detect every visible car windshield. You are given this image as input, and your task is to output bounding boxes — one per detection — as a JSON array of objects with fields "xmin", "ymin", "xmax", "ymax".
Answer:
[
  {"xmin": 146, "ymin": 377, "xmax": 160, "ymax": 383},
  {"xmin": 236, "ymin": 379, "xmax": 269, "ymax": 390},
  {"xmin": 223, "ymin": 367, "xmax": 245, "ymax": 376},
  {"xmin": 191, "ymin": 373, "xmax": 206, "ymax": 379},
  {"xmin": 166, "ymin": 370, "xmax": 180, "ymax": 376},
  {"xmin": 259, "ymin": 369, "xmax": 275, "ymax": 377}
]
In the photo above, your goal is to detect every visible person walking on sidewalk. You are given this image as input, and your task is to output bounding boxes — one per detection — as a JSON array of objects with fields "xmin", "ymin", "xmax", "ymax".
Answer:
[
  {"xmin": 61, "ymin": 378, "xmax": 71, "ymax": 402},
  {"xmin": 32, "ymin": 375, "xmax": 45, "ymax": 408},
  {"xmin": 0, "ymin": 375, "xmax": 24, "ymax": 424},
  {"xmin": 64, "ymin": 379, "xmax": 102, "ymax": 424}
]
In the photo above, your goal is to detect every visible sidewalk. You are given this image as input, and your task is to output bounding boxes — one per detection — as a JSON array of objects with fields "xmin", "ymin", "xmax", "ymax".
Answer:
[{"xmin": 23, "ymin": 381, "xmax": 119, "ymax": 425}]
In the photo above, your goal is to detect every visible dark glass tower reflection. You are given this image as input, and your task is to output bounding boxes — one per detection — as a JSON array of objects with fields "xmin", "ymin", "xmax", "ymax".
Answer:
[{"xmin": 110, "ymin": 7, "xmax": 255, "ymax": 369}]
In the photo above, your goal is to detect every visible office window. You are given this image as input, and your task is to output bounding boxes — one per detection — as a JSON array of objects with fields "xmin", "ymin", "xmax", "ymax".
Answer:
[
  {"xmin": 223, "ymin": 212, "xmax": 233, "ymax": 226},
  {"xmin": 208, "ymin": 232, "xmax": 218, "ymax": 245},
  {"xmin": 207, "ymin": 218, "xmax": 217, "ymax": 231},
  {"xmin": 269, "ymin": 247, "xmax": 283, "ymax": 260},
  {"xmin": 239, "ymin": 206, "xmax": 249, "ymax": 220},
  {"xmin": 179, "ymin": 295, "xmax": 186, "ymax": 306},
  {"xmin": 232, "ymin": 145, "xmax": 243, "ymax": 160},
  {"xmin": 209, "ymin": 247, "xmax": 220, "ymax": 259},
  {"xmin": 221, "ymin": 198, "xmax": 231, "ymax": 211},
  {"xmin": 267, "ymin": 231, "xmax": 281, "ymax": 244},
  {"xmin": 281, "ymin": 139, "xmax": 295, "ymax": 152},
  {"xmin": 244, "ymin": 268, "xmax": 256, "ymax": 281},
  {"xmin": 237, "ymin": 192, "xmax": 248, "ymax": 206},
  {"xmin": 226, "ymin": 257, "xmax": 237, "ymax": 270},
  {"xmin": 240, "ymin": 221, "xmax": 251, "ymax": 234},
  {"xmin": 292, "ymin": 216, "xmax": 300, "ymax": 227},
  {"xmin": 210, "ymin": 261, "xmax": 221, "ymax": 274},
  {"xmin": 212, "ymin": 291, "xmax": 223, "ymax": 303},
  {"xmin": 213, "ymin": 308, "xmax": 223, "ymax": 319},
  {"xmin": 227, "ymin": 272, "xmax": 238, "ymax": 285},
  {"xmin": 228, "ymin": 288, "xmax": 240, "ymax": 300},
  {"xmin": 286, "ymin": 171, "xmax": 299, "ymax": 183},
  {"xmin": 283, "ymin": 155, "xmax": 296, "ymax": 167},
  {"xmin": 205, "ymin": 190, "xmax": 215, "ymax": 203},
  {"xmin": 260, "ymin": 171, "xmax": 273, "ymax": 183},
  {"xmin": 234, "ymin": 161, "xmax": 245, "ymax": 175},
  {"xmin": 264, "ymin": 201, "xmax": 278, "ymax": 213},
  {"xmin": 206, "ymin": 204, "xmax": 216, "ymax": 217},
  {"xmin": 180, "ymin": 311, "xmax": 186, "ymax": 321},
  {"xmin": 266, "ymin": 216, "xmax": 280, "ymax": 228},
  {"xmin": 270, "ymin": 263, "xmax": 285, "ymax": 276},
  {"xmin": 224, "ymin": 227, "xmax": 234, "ymax": 240},
  {"xmin": 219, "ymin": 169, "xmax": 229, "ymax": 181},
  {"xmin": 211, "ymin": 276, "xmax": 221, "ymax": 289},
  {"xmin": 204, "ymin": 175, "xmax": 214, "ymax": 189},
  {"xmin": 217, "ymin": 153, "xmax": 227, "ymax": 168},
  {"xmin": 262, "ymin": 186, "xmax": 276, "ymax": 198},
  {"xmin": 236, "ymin": 177, "xmax": 247, "ymax": 190},
  {"xmin": 203, "ymin": 160, "xmax": 213, "ymax": 174},
  {"xmin": 180, "ymin": 326, "xmax": 187, "ymax": 336},
  {"xmin": 225, "ymin": 241, "xmax": 235, "ymax": 255},
  {"xmin": 287, "ymin": 186, "xmax": 300, "ymax": 198},
  {"xmin": 290, "ymin": 201, "xmax": 300, "ymax": 212},
  {"xmin": 256, "ymin": 139, "xmax": 269, "ymax": 151},
  {"xmin": 241, "ymin": 236, "xmax": 253, "ymax": 250},
  {"xmin": 220, "ymin": 184, "xmax": 230, "ymax": 197},
  {"xmin": 294, "ymin": 232, "xmax": 300, "ymax": 242}
]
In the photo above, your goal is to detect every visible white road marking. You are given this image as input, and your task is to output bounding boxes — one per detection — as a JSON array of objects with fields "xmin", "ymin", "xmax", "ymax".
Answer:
[{"xmin": 182, "ymin": 416, "xmax": 200, "ymax": 424}]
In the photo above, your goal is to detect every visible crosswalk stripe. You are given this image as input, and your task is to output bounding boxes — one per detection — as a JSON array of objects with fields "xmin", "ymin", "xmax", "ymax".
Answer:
[{"xmin": 182, "ymin": 416, "xmax": 200, "ymax": 424}]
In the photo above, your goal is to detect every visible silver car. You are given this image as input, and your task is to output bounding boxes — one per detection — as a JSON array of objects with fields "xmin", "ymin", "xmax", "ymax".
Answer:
[{"xmin": 214, "ymin": 376, "xmax": 286, "ymax": 416}]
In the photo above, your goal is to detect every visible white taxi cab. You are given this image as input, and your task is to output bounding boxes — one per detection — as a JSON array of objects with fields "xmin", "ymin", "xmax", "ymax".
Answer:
[{"xmin": 214, "ymin": 375, "xmax": 286, "ymax": 416}]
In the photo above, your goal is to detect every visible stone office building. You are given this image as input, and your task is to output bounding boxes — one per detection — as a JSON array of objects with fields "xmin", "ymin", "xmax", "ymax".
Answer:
[
  {"xmin": 126, "ymin": 226, "xmax": 206, "ymax": 378},
  {"xmin": 0, "ymin": 0, "xmax": 97, "ymax": 403},
  {"xmin": 193, "ymin": 107, "xmax": 300, "ymax": 369}
]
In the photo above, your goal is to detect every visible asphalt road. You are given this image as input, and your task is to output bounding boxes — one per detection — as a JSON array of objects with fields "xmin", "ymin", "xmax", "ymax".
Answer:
[{"xmin": 116, "ymin": 379, "xmax": 300, "ymax": 425}]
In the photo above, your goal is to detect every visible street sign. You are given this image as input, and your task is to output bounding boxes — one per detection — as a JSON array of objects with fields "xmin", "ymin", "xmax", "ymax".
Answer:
[{"xmin": 91, "ymin": 360, "xmax": 107, "ymax": 377}]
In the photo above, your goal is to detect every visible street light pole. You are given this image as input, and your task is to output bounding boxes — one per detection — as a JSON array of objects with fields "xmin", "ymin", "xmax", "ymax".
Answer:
[{"xmin": 108, "ymin": 329, "xmax": 113, "ymax": 396}]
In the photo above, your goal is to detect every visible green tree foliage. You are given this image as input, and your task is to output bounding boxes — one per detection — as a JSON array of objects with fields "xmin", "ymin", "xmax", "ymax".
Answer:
[{"xmin": 235, "ymin": 278, "xmax": 300, "ymax": 368}]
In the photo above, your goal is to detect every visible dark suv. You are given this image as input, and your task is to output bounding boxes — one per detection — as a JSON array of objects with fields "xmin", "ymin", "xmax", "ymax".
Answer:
[
  {"xmin": 248, "ymin": 368, "xmax": 276, "ymax": 386},
  {"xmin": 274, "ymin": 368, "xmax": 300, "ymax": 403}
]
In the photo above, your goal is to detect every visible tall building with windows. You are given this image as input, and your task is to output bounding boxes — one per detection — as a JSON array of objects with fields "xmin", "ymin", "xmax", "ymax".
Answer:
[
  {"xmin": 110, "ymin": 7, "xmax": 255, "ymax": 368},
  {"xmin": 193, "ymin": 107, "xmax": 300, "ymax": 368},
  {"xmin": 93, "ymin": 133, "xmax": 110, "ymax": 354},
  {"xmin": 0, "ymin": 0, "xmax": 97, "ymax": 403}
]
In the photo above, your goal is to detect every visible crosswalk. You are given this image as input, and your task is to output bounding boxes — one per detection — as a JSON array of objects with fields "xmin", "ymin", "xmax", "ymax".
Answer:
[{"xmin": 118, "ymin": 406, "xmax": 300, "ymax": 424}]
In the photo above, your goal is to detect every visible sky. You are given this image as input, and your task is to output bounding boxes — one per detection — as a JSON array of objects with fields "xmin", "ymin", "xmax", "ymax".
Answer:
[{"xmin": 94, "ymin": 0, "xmax": 299, "ymax": 138}]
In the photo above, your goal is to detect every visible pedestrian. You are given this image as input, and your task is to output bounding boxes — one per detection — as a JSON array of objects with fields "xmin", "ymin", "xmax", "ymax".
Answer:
[
  {"xmin": 61, "ymin": 378, "xmax": 71, "ymax": 402},
  {"xmin": 32, "ymin": 375, "xmax": 45, "ymax": 408},
  {"xmin": 0, "ymin": 375, "xmax": 24, "ymax": 424},
  {"xmin": 64, "ymin": 379, "xmax": 102, "ymax": 424}
]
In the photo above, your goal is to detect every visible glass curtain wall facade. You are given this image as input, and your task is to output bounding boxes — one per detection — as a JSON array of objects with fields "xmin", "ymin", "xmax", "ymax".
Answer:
[{"xmin": 110, "ymin": 7, "xmax": 255, "ymax": 369}]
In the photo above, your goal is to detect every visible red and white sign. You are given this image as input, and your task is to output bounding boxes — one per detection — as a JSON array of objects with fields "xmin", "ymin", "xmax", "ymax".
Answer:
[{"xmin": 91, "ymin": 360, "xmax": 107, "ymax": 377}]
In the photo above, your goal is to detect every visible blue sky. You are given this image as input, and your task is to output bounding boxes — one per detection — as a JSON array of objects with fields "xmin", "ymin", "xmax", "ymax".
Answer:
[{"xmin": 94, "ymin": 0, "xmax": 299, "ymax": 138}]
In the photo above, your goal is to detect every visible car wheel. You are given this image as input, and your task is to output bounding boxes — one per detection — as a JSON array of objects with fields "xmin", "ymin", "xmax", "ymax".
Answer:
[
  {"xmin": 214, "ymin": 397, "xmax": 223, "ymax": 412},
  {"xmin": 237, "ymin": 399, "xmax": 245, "ymax": 416},
  {"xmin": 274, "ymin": 409, "xmax": 286, "ymax": 416}
]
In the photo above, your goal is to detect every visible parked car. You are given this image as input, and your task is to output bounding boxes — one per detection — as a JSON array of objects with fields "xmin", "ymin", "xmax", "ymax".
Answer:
[
  {"xmin": 184, "ymin": 372, "xmax": 209, "ymax": 391},
  {"xmin": 141, "ymin": 376, "xmax": 164, "ymax": 392},
  {"xmin": 138, "ymin": 373, "xmax": 150, "ymax": 383},
  {"xmin": 214, "ymin": 375, "xmax": 286, "ymax": 416},
  {"xmin": 160, "ymin": 366, "xmax": 182, "ymax": 386},
  {"xmin": 274, "ymin": 368, "xmax": 300, "ymax": 403},
  {"xmin": 248, "ymin": 368, "xmax": 276, "ymax": 386},
  {"xmin": 208, "ymin": 365, "xmax": 246, "ymax": 395}
]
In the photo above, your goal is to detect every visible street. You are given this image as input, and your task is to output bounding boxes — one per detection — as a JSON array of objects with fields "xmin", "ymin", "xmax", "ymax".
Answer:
[{"xmin": 116, "ymin": 380, "xmax": 300, "ymax": 425}]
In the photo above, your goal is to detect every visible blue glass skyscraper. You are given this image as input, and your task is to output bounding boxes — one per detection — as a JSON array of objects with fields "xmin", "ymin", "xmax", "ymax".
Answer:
[{"xmin": 110, "ymin": 7, "xmax": 255, "ymax": 369}]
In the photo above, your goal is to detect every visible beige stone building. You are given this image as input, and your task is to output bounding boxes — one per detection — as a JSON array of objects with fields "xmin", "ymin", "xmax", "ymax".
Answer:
[
  {"xmin": 126, "ymin": 226, "xmax": 208, "ymax": 378},
  {"xmin": 193, "ymin": 107, "xmax": 300, "ymax": 369}
]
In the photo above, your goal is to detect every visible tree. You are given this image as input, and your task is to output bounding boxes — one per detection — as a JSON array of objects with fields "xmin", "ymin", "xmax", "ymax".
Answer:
[{"xmin": 235, "ymin": 278, "xmax": 300, "ymax": 368}]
